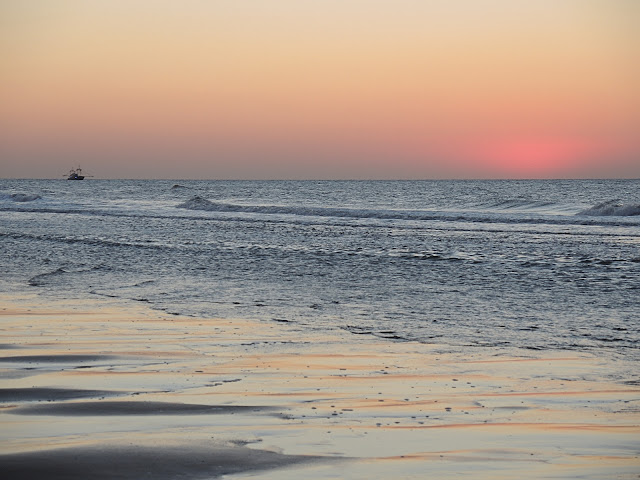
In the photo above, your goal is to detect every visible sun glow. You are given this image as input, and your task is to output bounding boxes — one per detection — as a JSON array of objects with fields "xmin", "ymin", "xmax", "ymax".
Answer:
[{"xmin": 470, "ymin": 138, "xmax": 605, "ymax": 177}]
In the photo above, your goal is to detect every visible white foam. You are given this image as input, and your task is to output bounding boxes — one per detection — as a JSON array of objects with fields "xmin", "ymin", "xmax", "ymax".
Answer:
[
  {"xmin": 579, "ymin": 200, "xmax": 640, "ymax": 217},
  {"xmin": 1, "ymin": 193, "xmax": 42, "ymax": 202}
]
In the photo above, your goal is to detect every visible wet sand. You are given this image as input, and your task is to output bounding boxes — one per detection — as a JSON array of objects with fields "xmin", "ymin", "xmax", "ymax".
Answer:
[{"xmin": 1, "ymin": 295, "xmax": 639, "ymax": 479}]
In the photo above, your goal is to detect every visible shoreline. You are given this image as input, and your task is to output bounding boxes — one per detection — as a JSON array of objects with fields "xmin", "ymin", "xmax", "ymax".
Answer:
[{"xmin": 1, "ymin": 295, "xmax": 639, "ymax": 479}]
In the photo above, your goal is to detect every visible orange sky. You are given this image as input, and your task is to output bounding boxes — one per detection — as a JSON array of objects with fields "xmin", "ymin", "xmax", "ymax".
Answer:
[{"xmin": 1, "ymin": 0, "xmax": 638, "ymax": 179}]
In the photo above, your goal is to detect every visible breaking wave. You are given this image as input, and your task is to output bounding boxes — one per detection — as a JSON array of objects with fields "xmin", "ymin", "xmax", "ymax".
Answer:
[
  {"xmin": 176, "ymin": 196, "xmax": 410, "ymax": 219},
  {"xmin": 579, "ymin": 200, "xmax": 640, "ymax": 217},
  {"xmin": 177, "ymin": 196, "xmax": 216, "ymax": 210},
  {"xmin": 27, "ymin": 264, "xmax": 113, "ymax": 287},
  {"xmin": 1, "ymin": 193, "xmax": 41, "ymax": 202},
  {"xmin": 28, "ymin": 267, "xmax": 68, "ymax": 286},
  {"xmin": 176, "ymin": 196, "xmax": 640, "ymax": 228},
  {"xmin": 175, "ymin": 195, "xmax": 537, "ymax": 220}
]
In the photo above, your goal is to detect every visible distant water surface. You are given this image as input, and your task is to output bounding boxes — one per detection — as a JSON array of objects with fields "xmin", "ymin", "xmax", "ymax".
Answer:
[{"xmin": 1, "ymin": 179, "xmax": 639, "ymax": 361}]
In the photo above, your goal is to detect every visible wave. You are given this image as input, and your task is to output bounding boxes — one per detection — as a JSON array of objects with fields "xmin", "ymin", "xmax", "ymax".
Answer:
[
  {"xmin": 28, "ymin": 267, "xmax": 67, "ymax": 286},
  {"xmin": 579, "ymin": 200, "xmax": 640, "ymax": 217},
  {"xmin": 176, "ymin": 196, "xmax": 561, "ymax": 220},
  {"xmin": 2, "ymin": 195, "xmax": 639, "ymax": 231},
  {"xmin": 479, "ymin": 199, "xmax": 558, "ymax": 210},
  {"xmin": 175, "ymin": 196, "xmax": 640, "ymax": 228},
  {"xmin": 1, "ymin": 193, "xmax": 41, "ymax": 202},
  {"xmin": 2, "ymin": 231, "xmax": 176, "ymax": 253},
  {"xmin": 176, "ymin": 196, "xmax": 424, "ymax": 220},
  {"xmin": 177, "ymin": 196, "xmax": 216, "ymax": 210},
  {"xmin": 475, "ymin": 198, "xmax": 591, "ymax": 216},
  {"xmin": 28, "ymin": 264, "xmax": 114, "ymax": 287}
]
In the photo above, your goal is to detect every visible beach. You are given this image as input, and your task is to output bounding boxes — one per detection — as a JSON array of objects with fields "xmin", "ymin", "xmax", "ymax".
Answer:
[
  {"xmin": 3, "ymin": 0, "xmax": 640, "ymax": 475},
  {"xmin": 2, "ymin": 294, "xmax": 638, "ymax": 479}
]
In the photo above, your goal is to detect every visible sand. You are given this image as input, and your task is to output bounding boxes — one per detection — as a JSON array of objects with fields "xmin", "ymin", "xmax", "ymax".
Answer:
[{"xmin": 1, "ymin": 294, "xmax": 639, "ymax": 479}]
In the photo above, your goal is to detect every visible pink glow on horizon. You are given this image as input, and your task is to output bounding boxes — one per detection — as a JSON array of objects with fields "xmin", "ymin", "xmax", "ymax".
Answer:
[{"xmin": 469, "ymin": 138, "xmax": 602, "ymax": 177}]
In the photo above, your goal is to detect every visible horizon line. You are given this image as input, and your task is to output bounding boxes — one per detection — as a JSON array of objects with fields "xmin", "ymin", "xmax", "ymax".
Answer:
[{"xmin": 2, "ymin": 177, "xmax": 640, "ymax": 182}]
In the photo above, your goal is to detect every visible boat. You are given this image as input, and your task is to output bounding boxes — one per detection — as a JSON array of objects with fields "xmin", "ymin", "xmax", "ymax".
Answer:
[{"xmin": 66, "ymin": 167, "xmax": 85, "ymax": 180}]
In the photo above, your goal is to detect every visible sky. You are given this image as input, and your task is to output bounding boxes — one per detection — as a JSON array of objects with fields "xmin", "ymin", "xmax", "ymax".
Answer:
[{"xmin": 1, "ymin": 0, "xmax": 639, "ymax": 179}]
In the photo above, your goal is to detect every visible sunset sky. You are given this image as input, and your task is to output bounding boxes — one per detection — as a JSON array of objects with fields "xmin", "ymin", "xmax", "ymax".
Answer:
[{"xmin": 1, "ymin": 0, "xmax": 638, "ymax": 179}]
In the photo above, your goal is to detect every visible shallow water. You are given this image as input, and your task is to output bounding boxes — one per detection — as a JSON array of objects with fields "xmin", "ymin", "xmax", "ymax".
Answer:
[{"xmin": 1, "ymin": 179, "xmax": 639, "ymax": 359}]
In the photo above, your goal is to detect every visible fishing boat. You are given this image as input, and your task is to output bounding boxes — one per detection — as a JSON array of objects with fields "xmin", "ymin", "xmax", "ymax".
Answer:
[{"xmin": 66, "ymin": 167, "xmax": 85, "ymax": 180}]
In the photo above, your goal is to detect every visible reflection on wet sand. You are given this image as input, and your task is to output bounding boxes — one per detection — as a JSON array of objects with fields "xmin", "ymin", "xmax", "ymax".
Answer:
[
  {"xmin": 1, "ymin": 297, "xmax": 638, "ymax": 479},
  {"xmin": 10, "ymin": 401, "xmax": 278, "ymax": 416},
  {"xmin": 1, "ymin": 444, "xmax": 329, "ymax": 480}
]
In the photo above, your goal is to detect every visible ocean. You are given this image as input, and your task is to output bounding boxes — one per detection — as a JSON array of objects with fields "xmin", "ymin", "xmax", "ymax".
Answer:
[{"xmin": 1, "ymin": 179, "xmax": 639, "ymax": 361}]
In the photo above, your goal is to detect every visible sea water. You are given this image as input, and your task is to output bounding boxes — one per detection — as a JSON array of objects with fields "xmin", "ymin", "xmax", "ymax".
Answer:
[{"xmin": 1, "ymin": 179, "xmax": 639, "ymax": 361}]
